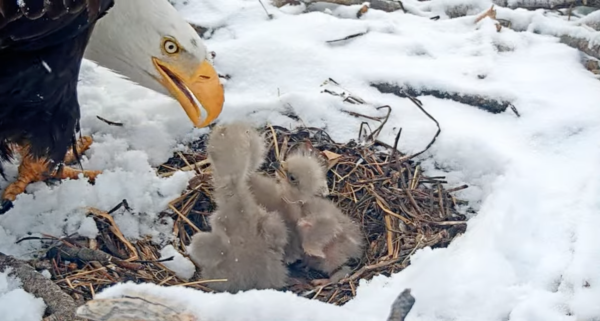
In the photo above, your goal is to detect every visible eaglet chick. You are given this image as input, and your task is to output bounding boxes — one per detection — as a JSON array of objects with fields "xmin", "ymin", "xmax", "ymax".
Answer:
[
  {"xmin": 248, "ymin": 145, "xmax": 330, "ymax": 265},
  {"xmin": 188, "ymin": 122, "xmax": 289, "ymax": 293},
  {"xmin": 278, "ymin": 148, "xmax": 365, "ymax": 284}
]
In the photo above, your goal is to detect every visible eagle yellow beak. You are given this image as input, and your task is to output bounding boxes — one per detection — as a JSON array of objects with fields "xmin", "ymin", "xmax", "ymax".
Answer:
[{"xmin": 152, "ymin": 58, "xmax": 224, "ymax": 127}]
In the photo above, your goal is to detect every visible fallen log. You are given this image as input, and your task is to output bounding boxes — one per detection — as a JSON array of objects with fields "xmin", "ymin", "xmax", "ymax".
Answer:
[
  {"xmin": 493, "ymin": 0, "xmax": 600, "ymax": 10},
  {"xmin": 76, "ymin": 293, "xmax": 197, "ymax": 321},
  {"xmin": 271, "ymin": 0, "xmax": 404, "ymax": 12},
  {"xmin": 0, "ymin": 252, "xmax": 83, "ymax": 321},
  {"xmin": 371, "ymin": 83, "xmax": 512, "ymax": 114}
]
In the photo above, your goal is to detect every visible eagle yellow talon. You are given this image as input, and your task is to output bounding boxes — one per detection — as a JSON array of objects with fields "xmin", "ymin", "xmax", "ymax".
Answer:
[
  {"xmin": 1, "ymin": 137, "xmax": 102, "ymax": 203},
  {"xmin": 64, "ymin": 136, "xmax": 94, "ymax": 164}
]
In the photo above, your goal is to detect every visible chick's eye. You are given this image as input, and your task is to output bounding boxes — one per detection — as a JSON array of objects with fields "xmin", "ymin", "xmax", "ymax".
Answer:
[
  {"xmin": 288, "ymin": 174, "xmax": 297, "ymax": 182},
  {"xmin": 163, "ymin": 40, "xmax": 179, "ymax": 54}
]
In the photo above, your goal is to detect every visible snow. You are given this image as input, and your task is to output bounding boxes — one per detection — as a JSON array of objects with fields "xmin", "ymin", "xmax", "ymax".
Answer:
[
  {"xmin": 2, "ymin": 0, "xmax": 600, "ymax": 320},
  {"xmin": 160, "ymin": 245, "xmax": 196, "ymax": 281},
  {"xmin": 0, "ymin": 269, "xmax": 46, "ymax": 321}
]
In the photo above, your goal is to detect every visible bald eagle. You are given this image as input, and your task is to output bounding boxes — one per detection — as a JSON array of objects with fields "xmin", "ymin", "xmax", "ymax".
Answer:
[{"xmin": 0, "ymin": 0, "xmax": 225, "ymax": 213}]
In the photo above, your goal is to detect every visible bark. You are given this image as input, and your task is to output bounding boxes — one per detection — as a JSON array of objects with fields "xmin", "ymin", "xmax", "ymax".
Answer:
[
  {"xmin": 558, "ymin": 33, "xmax": 600, "ymax": 59},
  {"xmin": 271, "ymin": 0, "xmax": 404, "ymax": 12},
  {"xmin": 492, "ymin": 0, "xmax": 600, "ymax": 10},
  {"xmin": 76, "ymin": 294, "xmax": 198, "ymax": 321},
  {"xmin": 386, "ymin": 289, "xmax": 416, "ymax": 321},
  {"xmin": 577, "ymin": 10, "xmax": 600, "ymax": 30},
  {"xmin": 371, "ymin": 83, "xmax": 512, "ymax": 114},
  {"xmin": 0, "ymin": 252, "xmax": 83, "ymax": 321}
]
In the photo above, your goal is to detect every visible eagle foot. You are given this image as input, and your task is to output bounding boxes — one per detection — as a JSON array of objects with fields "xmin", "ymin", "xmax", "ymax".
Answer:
[{"xmin": 0, "ymin": 136, "xmax": 101, "ymax": 214}]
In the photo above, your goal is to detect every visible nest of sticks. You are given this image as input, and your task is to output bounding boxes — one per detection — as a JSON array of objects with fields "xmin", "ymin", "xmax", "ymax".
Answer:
[
  {"xmin": 167, "ymin": 123, "xmax": 469, "ymax": 304},
  {"xmin": 24, "ymin": 94, "xmax": 469, "ymax": 309}
]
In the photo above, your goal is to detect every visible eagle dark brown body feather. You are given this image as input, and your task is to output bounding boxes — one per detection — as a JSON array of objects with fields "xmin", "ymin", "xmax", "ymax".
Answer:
[{"xmin": 0, "ymin": 0, "xmax": 113, "ymax": 179}]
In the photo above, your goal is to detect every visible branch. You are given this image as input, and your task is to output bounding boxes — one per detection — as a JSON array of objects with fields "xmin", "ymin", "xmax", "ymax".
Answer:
[
  {"xmin": 0, "ymin": 253, "xmax": 83, "ymax": 321},
  {"xmin": 386, "ymin": 289, "xmax": 416, "ymax": 321},
  {"xmin": 558, "ymin": 33, "xmax": 600, "ymax": 60},
  {"xmin": 492, "ymin": 0, "xmax": 600, "ymax": 10},
  {"xmin": 491, "ymin": 8, "xmax": 600, "ymax": 61},
  {"xmin": 271, "ymin": 0, "xmax": 404, "ymax": 12},
  {"xmin": 371, "ymin": 83, "xmax": 512, "ymax": 114},
  {"xmin": 76, "ymin": 293, "xmax": 197, "ymax": 321}
]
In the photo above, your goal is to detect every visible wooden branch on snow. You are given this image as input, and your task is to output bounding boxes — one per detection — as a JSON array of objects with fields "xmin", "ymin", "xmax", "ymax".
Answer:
[
  {"xmin": 492, "ymin": 0, "xmax": 600, "ymax": 10},
  {"xmin": 271, "ymin": 0, "xmax": 404, "ymax": 12},
  {"xmin": 558, "ymin": 33, "xmax": 600, "ymax": 60},
  {"xmin": 386, "ymin": 289, "xmax": 416, "ymax": 321},
  {"xmin": 47, "ymin": 244, "xmax": 144, "ymax": 271},
  {"xmin": 487, "ymin": 9, "xmax": 600, "ymax": 62},
  {"xmin": 577, "ymin": 10, "xmax": 600, "ymax": 31},
  {"xmin": 76, "ymin": 293, "xmax": 198, "ymax": 321},
  {"xmin": 371, "ymin": 83, "xmax": 512, "ymax": 114},
  {"xmin": 0, "ymin": 252, "xmax": 83, "ymax": 321}
]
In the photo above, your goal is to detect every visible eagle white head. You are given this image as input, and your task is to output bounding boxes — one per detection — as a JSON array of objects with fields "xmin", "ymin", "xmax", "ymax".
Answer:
[{"xmin": 84, "ymin": 0, "xmax": 224, "ymax": 128}]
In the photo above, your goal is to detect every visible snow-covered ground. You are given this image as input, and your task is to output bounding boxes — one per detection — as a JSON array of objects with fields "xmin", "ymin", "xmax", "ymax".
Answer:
[{"xmin": 2, "ymin": 0, "xmax": 600, "ymax": 320}]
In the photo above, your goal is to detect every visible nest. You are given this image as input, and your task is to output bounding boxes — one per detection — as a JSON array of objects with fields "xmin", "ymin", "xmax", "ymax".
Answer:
[{"xmin": 30, "ymin": 115, "xmax": 469, "ymax": 307}]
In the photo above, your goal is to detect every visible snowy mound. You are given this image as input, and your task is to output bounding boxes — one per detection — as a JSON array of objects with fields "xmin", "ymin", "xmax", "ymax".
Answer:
[{"xmin": 2, "ymin": 0, "xmax": 600, "ymax": 320}]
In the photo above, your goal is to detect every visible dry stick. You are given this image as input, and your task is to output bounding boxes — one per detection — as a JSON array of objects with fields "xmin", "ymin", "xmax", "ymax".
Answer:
[
  {"xmin": 159, "ymin": 159, "xmax": 210, "ymax": 178},
  {"xmin": 344, "ymin": 256, "xmax": 405, "ymax": 282},
  {"xmin": 358, "ymin": 122, "xmax": 373, "ymax": 142},
  {"xmin": 108, "ymin": 199, "xmax": 131, "ymax": 214},
  {"xmin": 444, "ymin": 184, "xmax": 469, "ymax": 193},
  {"xmin": 258, "ymin": 0, "xmax": 274, "ymax": 19},
  {"xmin": 437, "ymin": 183, "xmax": 445, "ymax": 218},
  {"xmin": 49, "ymin": 244, "xmax": 144, "ymax": 271},
  {"xmin": 384, "ymin": 215, "xmax": 395, "ymax": 257},
  {"xmin": 0, "ymin": 252, "xmax": 83, "ymax": 321},
  {"xmin": 404, "ymin": 94, "xmax": 442, "ymax": 160},
  {"xmin": 86, "ymin": 207, "xmax": 139, "ymax": 261},
  {"xmin": 384, "ymin": 128, "xmax": 403, "ymax": 177},
  {"xmin": 169, "ymin": 204, "xmax": 201, "ymax": 233},
  {"xmin": 367, "ymin": 105, "xmax": 392, "ymax": 142},
  {"xmin": 268, "ymin": 124, "xmax": 281, "ymax": 161},
  {"xmin": 96, "ymin": 115, "xmax": 123, "ymax": 127},
  {"xmin": 508, "ymin": 103, "xmax": 521, "ymax": 117},
  {"xmin": 326, "ymin": 31, "xmax": 368, "ymax": 43}
]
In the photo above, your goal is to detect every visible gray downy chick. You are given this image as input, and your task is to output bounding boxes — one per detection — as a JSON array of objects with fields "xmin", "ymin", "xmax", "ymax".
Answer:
[
  {"xmin": 297, "ymin": 197, "xmax": 365, "ymax": 283},
  {"xmin": 277, "ymin": 147, "xmax": 364, "ymax": 283},
  {"xmin": 188, "ymin": 122, "xmax": 289, "ymax": 293},
  {"xmin": 248, "ymin": 144, "xmax": 329, "ymax": 265}
]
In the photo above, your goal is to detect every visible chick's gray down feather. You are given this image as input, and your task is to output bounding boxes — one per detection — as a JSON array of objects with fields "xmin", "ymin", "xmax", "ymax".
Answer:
[
  {"xmin": 188, "ymin": 122, "xmax": 289, "ymax": 293},
  {"xmin": 247, "ymin": 145, "xmax": 329, "ymax": 265}
]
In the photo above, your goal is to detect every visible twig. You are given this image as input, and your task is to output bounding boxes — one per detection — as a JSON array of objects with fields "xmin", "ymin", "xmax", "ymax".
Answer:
[
  {"xmin": 509, "ymin": 103, "xmax": 521, "ymax": 117},
  {"xmin": 96, "ymin": 115, "xmax": 124, "ymax": 127},
  {"xmin": 326, "ymin": 31, "xmax": 368, "ymax": 43},
  {"xmin": 48, "ymin": 244, "xmax": 144, "ymax": 270},
  {"xmin": 404, "ymin": 95, "xmax": 441, "ymax": 160},
  {"xmin": 384, "ymin": 128, "xmax": 403, "ymax": 176},
  {"xmin": 366, "ymin": 105, "xmax": 392, "ymax": 142},
  {"xmin": 108, "ymin": 199, "xmax": 132, "ymax": 214},
  {"xmin": 86, "ymin": 207, "xmax": 139, "ymax": 261},
  {"xmin": 258, "ymin": 0, "xmax": 274, "ymax": 19}
]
